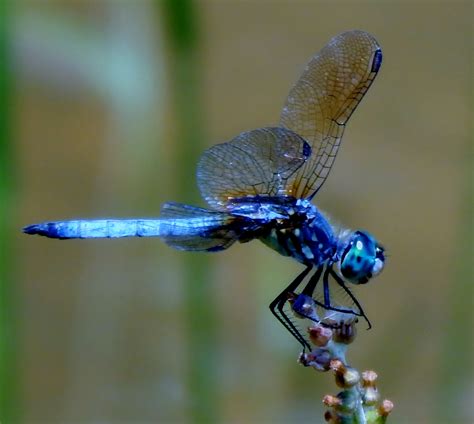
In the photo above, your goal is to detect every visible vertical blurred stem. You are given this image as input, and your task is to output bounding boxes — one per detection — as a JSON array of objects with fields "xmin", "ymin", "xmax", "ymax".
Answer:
[
  {"xmin": 161, "ymin": 1, "xmax": 217, "ymax": 423},
  {"xmin": 0, "ymin": 0, "xmax": 17, "ymax": 422},
  {"xmin": 435, "ymin": 122, "xmax": 473, "ymax": 420}
]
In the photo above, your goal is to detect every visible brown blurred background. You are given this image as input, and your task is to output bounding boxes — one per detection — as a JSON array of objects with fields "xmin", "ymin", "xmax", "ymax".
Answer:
[{"xmin": 8, "ymin": 0, "xmax": 472, "ymax": 423}]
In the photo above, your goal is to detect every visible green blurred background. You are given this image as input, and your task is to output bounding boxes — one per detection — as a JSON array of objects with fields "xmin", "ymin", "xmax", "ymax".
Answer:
[{"xmin": 4, "ymin": 0, "xmax": 472, "ymax": 422}]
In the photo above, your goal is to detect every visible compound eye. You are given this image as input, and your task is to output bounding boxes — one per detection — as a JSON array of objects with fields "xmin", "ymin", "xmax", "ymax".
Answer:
[{"xmin": 340, "ymin": 232, "xmax": 377, "ymax": 284}]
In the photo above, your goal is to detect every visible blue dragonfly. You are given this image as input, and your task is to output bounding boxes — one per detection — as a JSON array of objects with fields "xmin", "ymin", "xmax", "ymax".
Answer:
[{"xmin": 24, "ymin": 30, "xmax": 385, "ymax": 351}]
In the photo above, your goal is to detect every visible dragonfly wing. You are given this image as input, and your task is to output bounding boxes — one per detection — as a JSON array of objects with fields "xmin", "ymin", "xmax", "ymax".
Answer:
[
  {"xmin": 280, "ymin": 30, "xmax": 382, "ymax": 199},
  {"xmin": 197, "ymin": 127, "xmax": 311, "ymax": 211}
]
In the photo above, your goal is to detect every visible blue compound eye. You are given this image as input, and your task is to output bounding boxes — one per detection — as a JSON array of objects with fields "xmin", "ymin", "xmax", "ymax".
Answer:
[{"xmin": 340, "ymin": 231, "xmax": 384, "ymax": 284}]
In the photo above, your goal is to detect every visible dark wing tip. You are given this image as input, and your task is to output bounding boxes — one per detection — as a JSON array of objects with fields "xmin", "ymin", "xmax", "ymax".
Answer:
[
  {"xmin": 302, "ymin": 139, "xmax": 312, "ymax": 160},
  {"xmin": 372, "ymin": 48, "xmax": 383, "ymax": 73}
]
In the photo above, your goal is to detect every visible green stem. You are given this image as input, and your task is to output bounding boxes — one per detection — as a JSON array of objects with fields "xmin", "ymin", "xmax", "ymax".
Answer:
[
  {"xmin": 0, "ymin": 1, "xmax": 18, "ymax": 421},
  {"xmin": 160, "ymin": 1, "xmax": 217, "ymax": 423}
]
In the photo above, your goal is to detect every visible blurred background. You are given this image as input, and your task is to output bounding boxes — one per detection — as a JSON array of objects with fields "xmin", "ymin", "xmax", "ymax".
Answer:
[{"xmin": 2, "ymin": 0, "xmax": 471, "ymax": 422}]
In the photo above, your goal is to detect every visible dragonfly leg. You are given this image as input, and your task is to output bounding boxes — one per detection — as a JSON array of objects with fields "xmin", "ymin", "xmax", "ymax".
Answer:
[
  {"xmin": 301, "ymin": 265, "xmax": 324, "ymax": 297},
  {"xmin": 289, "ymin": 265, "xmax": 327, "ymax": 324},
  {"xmin": 329, "ymin": 267, "xmax": 372, "ymax": 329},
  {"xmin": 309, "ymin": 266, "xmax": 371, "ymax": 329},
  {"xmin": 269, "ymin": 265, "xmax": 312, "ymax": 351},
  {"xmin": 304, "ymin": 266, "xmax": 358, "ymax": 318}
]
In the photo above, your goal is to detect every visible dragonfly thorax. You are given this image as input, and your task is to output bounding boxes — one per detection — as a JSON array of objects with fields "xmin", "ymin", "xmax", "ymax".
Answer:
[{"xmin": 258, "ymin": 198, "xmax": 337, "ymax": 266}]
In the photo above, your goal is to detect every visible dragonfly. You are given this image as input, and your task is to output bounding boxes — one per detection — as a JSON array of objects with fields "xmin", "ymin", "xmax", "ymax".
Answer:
[{"xmin": 24, "ymin": 30, "xmax": 385, "ymax": 351}]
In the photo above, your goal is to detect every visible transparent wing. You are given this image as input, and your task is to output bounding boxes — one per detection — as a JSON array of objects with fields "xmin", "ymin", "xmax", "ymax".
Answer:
[
  {"xmin": 280, "ymin": 30, "xmax": 382, "ymax": 199},
  {"xmin": 197, "ymin": 127, "xmax": 311, "ymax": 211},
  {"xmin": 159, "ymin": 202, "xmax": 240, "ymax": 251}
]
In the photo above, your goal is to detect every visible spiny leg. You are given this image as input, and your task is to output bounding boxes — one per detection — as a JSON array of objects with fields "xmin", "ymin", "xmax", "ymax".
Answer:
[
  {"xmin": 289, "ymin": 265, "xmax": 328, "ymax": 324},
  {"xmin": 329, "ymin": 267, "xmax": 372, "ymax": 329},
  {"xmin": 269, "ymin": 266, "xmax": 312, "ymax": 350},
  {"xmin": 308, "ymin": 266, "xmax": 338, "ymax": 312},
  {"xmin": 301, "ymin": 265, "xmax": 324, "ymax": 297},
  {"xmin": 310, "ymin": 265, "xmax": 365, "ymax": 322}
]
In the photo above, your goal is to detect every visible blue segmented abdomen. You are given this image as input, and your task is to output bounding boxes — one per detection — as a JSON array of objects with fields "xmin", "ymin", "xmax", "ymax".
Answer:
[
  {"xmin": 23, "ymin": 202, "xmax": 242, "ymax": 252},
  {"xmin": 23, "ymin": 219, "xmax": 171, "ymax": 239},
  {"xmin": 23, "ymin": 216, "xmax": 231, "ymax": 239}
]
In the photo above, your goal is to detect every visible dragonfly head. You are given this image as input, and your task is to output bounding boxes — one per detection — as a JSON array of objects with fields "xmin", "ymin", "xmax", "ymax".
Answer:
[{"xmin": 338, "ymin": 230, "xmax": 385, "ymax": 285}]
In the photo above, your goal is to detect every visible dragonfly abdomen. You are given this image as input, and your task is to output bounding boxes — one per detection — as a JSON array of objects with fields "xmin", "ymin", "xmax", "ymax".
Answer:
[
  {"xmin": 23, "ymin": 215, "xmax": 236, "ymax": 241},
  {"xmin": 23, "ymin": 219, "xmax": 165, "ymax": 239}
]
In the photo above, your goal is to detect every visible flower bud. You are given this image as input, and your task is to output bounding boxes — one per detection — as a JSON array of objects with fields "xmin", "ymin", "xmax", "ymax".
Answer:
[
  {"xmin": 378, "ymin": 399, "xmax": 394, "ymax": 417},
  {"xmin": 322, "ymin": 394, "xmax": 342, "ymax": 408},
  {"xmin": 361, "ymin": 370, "xmax": 378, "ymax": 386},
  {"xmin": 329, "ymin": 390, "xmax": 358, "ymax": 414},
  {"xmin": 299, "ymin": 348, "xmax": 332, "ymax": 371},
  {"xmin": 330, "ymin": 359, "xmax": 360, "ymax": 388},
  {"xmin": 359, "ymin": 370, "xmax": 378, "ymax": 405},
  {"xmin": 308, "ymin": 324, "xmax": 333, "ymax": 347}
]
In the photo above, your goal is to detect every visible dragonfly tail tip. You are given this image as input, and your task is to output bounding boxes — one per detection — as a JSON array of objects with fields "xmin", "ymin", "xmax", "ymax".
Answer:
[{"xmin": 23, "ymin": 223, "xmax": 52, "ymax": 237}]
